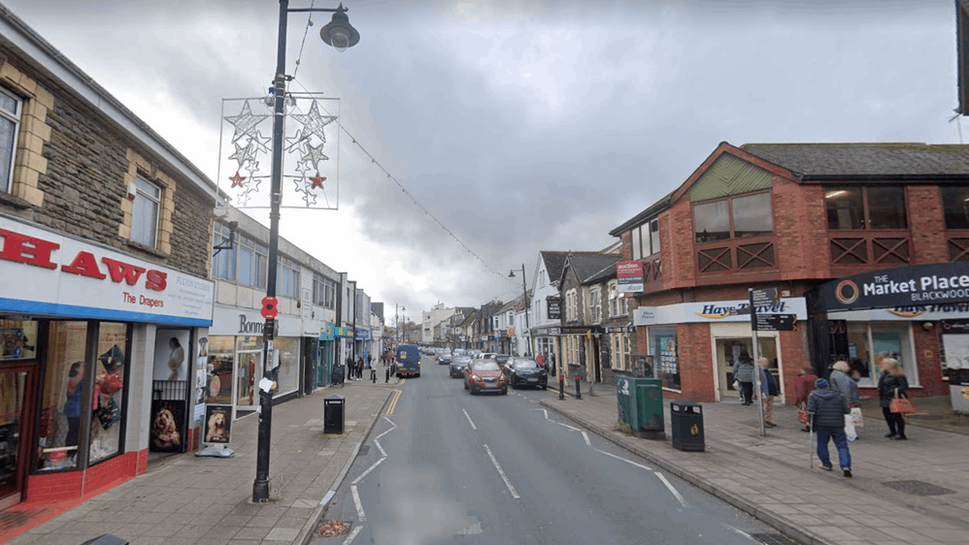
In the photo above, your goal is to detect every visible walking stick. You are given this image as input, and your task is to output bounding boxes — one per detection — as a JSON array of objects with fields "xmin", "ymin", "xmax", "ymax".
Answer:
[{"xmin": 808, "ymin": 412, "xmax": 814, "ymax": 469}]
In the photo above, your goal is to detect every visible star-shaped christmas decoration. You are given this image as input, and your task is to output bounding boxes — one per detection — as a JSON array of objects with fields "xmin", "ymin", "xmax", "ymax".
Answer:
[
  {"xmin": 310, "ymin": 172, "xmax": 326, "ymax": 189},
  {"xmin": 298, "ymin": 141, "xmax": 330, "ymax": 173},
  {"xmin": 228, "ymin": 141, "xmax": 256, "ymax": 171},
  {"xmin": 229, "ymin": 170, "xmax": 247, "ymax": 188},
  {"xmin": 293, "ymin": 178, "xmax": 319, "ymax": 207},
  {"xmin": 250, "ymin": 130, "xmax": 272, "ymax": 153},
  {"xmin": 285, "ymin": 128, "xmax": 307, "ymax": 153},
  {"xmin": 291, "ymin": 101, "xmax": 337, "ymax": 144},
  {"xmin": 224, "ymin": 101, "xmax": 269, "ymax": 144}
]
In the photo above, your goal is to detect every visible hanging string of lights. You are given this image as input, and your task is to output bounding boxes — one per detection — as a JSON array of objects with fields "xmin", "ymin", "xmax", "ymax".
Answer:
[{"xmin": 287, "ymin": 75, "xmax": 514, "ymax": 282}]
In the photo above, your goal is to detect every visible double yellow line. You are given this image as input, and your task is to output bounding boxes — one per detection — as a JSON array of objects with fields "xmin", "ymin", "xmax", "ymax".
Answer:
[{"xmin": 386, "ymin": 380, "xmax": 405, "ymax": 415}]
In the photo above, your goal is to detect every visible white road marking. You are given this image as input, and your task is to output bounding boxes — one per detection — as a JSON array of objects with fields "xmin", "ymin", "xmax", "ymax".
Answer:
[
  {"xmin": 594, "ymin": 448, "xmax": 653, "ymax": 470},
  {"xmin": 320, "ymin": 490, "xmax": 335, "ymax": 506},
  {"xmin": 455, "ymin": 521, "xmax": 483, "ymax": 535},
  {"xmin": 483, "ymin": 444, "xmax": 520, "ymax": 499},
  {"xmin": 556, "ymin": 422, "xmax": 581, "ymax": 432},
  {"xmin": 462, "ymin": 408, "xmax": 478, "ymax": 430},
  {"xmin": 342, "ymin": 524, "xmax": 363, "ymax": 544},
  {"xmin": 351, "ymin": 456, "xmax": 387, "ymax": 485},
  {"xmin": 350, "ymin": 484, "xmax": 367, "ymax": 521},
  {"xmin": 723, "ymin": 524, "xmax": 756, "ymax": 541},
  {"xmin": 581, "ymin": 431, "xmax": 591, "ymax": 447},
  {"xmin": 374, "ymin": 439, "xmax": 386, "ymax": 458},
  {"xmin": 532, "ymin": 408, "xmax": 549, "ymax": 420},
  {"xmin": 382, "ymin": 415, "xmax": 397, "ymax": 428},
  {"xmin": 655, "ymin": 472, "xmax": 689, "ymax": 508}
]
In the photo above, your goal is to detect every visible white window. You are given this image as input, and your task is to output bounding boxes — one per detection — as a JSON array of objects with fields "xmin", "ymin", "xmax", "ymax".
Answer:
[
  {"xmin": 277, "ymin": 256, "xmax": 300, "ymax": 298},
  {"xmin": 566, "ymin": 289, "xmax": 578, "ymax": 321},
  {"xmin": 237, "ymin": 234, "xmax": 268, "ymax": 289},
  {"xmin": 211, "ymin": 222, "xmax": 236, "ymax": 281},
  {"xmin": 631, "ymin": 227, "xmax": 642, "ymax": 260},
  {"xmin": 649, "ymin": 219, "xmax": 661, "ymax": 256},
  {"xmin": 608, "ymin": 281, "xmax": 619, "ymax": 317},
  {"xmin": 131, "ymin": 175, "xmax": 161, "ymax": 247},
  {"xmin": 629, "ymin": 218, "xmax": 662, "ymax": 261},
  {"xmin": 590, "ymin": 287, "xmax": 602, "ymax": 323},
  {"xmin": 0, "ymin": 88, "xmax": 20, "ymax": 193}
]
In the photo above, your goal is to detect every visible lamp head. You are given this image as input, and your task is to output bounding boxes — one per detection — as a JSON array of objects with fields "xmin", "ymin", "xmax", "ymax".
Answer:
[
  {"xmin": 508, "ymin": 270, "xmax": 515, "ymax": 278},
  {"xmin": 320, "ymin": 4, "xmax": 360, "ymax": 53}
]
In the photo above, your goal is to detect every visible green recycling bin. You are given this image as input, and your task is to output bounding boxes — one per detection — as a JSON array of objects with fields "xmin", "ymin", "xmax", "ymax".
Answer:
[{"xmin": 616, "ymin": 376, "xmax": 665, "ymax": 440}]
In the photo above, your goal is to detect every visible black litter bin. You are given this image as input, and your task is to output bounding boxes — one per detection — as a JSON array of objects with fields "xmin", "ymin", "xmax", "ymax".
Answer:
[
  {"xmin": 80, "ymin": 535, "xmax": 129, "ymax": 545},
  {"xmin": 670, "ymin": 400, "xmax": 704, "ymax": 452},
  {"xmin": 324, "ymin": 395, "xmax": 345, "ymax": 434}
]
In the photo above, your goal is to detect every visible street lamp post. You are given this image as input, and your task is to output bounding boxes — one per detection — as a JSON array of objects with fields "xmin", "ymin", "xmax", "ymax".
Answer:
[
  {"xmin": 254, "ymin": 0, "xmax": 359, "ymax": 503},
  {"xmin": 509, "ymin": 264, "xmax": 531, "ymax": 356}
]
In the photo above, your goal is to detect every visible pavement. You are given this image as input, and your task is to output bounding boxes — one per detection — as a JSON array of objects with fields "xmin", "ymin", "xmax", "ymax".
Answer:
[
  {"xmin": 8, "ymin": 371, "xmax": 969, "ymax": 545},
  {"xmin": 6, "ymin": 373, "xmax": 398, "ymax": 545},
  {"xmin": 540, "ymin": 383, "xmax": 969, "ymax": 545}
]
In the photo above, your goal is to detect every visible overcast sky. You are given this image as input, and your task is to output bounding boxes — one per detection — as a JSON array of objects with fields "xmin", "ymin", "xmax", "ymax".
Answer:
[{"xmin": 4, "ymin": 0, "xmax": 965, "ymax": 320}]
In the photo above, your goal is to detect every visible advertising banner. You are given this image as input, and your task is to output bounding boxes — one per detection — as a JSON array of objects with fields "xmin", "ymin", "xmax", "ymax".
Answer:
[
  {"xmin": 633, "ymin": 298, "xmax": 807, "ymax": 326},
  {"xmin": 617, "ymin": 262, "xmax": 644, "ymax": 293}
]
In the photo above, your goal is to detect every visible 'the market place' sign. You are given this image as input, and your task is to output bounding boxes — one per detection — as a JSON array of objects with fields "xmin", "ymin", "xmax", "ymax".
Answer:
[{"xmin": 817, "ymin": 263, "xmax": 969, "ymax": 312}]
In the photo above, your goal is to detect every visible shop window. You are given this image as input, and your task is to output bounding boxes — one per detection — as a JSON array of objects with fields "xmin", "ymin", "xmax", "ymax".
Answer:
[
  {"xmin": 840, "ymin": 323, "xmax": 916, "ymax": 387},
  {"xmin": 825, "ymin": 186, "xmax": 907, "ymax": 230},
  {"xmin": 90, "ymin": 323, "xmax": 128, "ymax": 463},
  {"xmin": 273, "ymin": 337, "xmax": 299, "ymax": 397},
  {"xmin": 649, "ymin": 327, "xmax": 680, "ymax": 390},
  {"xmin": 131, "ymin": 175, "xmax": 161, "ymax": 248},
  {"xmin": 0, "ymin": 88, "xmax": 20, "ymax": 194},
  {"xmin": 206, "ymin": 336, "xmax": 235, "ymax": 405},
  {"xmin": 942, "ymin": 186, "xmax": 969, "ymax": 230},
  {"xmin": 212, "ymin": 222, "xmax": 237, "ymax": 281},
  {"xmin": 37, "ymin": 322, "xmax": 88, "ymax": 471}
]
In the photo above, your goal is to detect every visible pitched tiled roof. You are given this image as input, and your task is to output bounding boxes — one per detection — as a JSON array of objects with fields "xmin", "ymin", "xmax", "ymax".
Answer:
[
  {"xmin": 540, "ymin": 251, "xmax": 571, "ymax": 284},
  {"xmin": 565, "ymin": 253, "xmax": 621, "ymax": 284},
  {"xmin": 583, "ymin": 260, "xmax": 619, "ymax": 284},
  {"xmin": 740, "ymin": 143, "xmax": 969, "ymax": 179}
]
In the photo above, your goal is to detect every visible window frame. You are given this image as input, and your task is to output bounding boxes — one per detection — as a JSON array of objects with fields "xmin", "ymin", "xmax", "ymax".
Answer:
[
  {"xmin": 825, "ymin": 185, "xmax": 909, "ymax": 231},
  {"xmin": 211, "ymin": 222, "xmax": 237, "ymax": 281},
  {"xmin": 236, "ymin": 234, "xmax": 269, "ymax": 289},
  {"xmin": 131, "ymin": 175, "xmax": 162, "ymax": 248},
  {"xmin": 941, "ymin": 186, "xmax": 969, "ymax": 230},
  {"xmin": 590, "ymin": 287, "xmax": 602, "ymax": 323},
  {"xmin": 628, "ymin": 218, "xmax": 662, "ymax": 261},
  {"xmin": 0, "ymin": 87, "xmax": 21, "ymax": 194},
  {"xmin": 276, "ymin": 255, "xmax": 300, "ymax": 299},
  {"xmin": 693, "ymin": 190, "xmax": 774, "ymax": 244}
]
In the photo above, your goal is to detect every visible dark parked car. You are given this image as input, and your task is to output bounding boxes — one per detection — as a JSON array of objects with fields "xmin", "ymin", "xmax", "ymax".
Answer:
[
  {"xmin": 504, "ymin": 358, "xmax": 548, "ymax": 389},
  {"xmin": 463, "ymin": 359, "xmax": 508, "ymax": 395},
  {"xmin": 439, "ymin": 351, "xmax": 453, "ymax": 365},
  {"xmin": 450, "ymin": 355, "xmax": 472, "ymax": 378}
]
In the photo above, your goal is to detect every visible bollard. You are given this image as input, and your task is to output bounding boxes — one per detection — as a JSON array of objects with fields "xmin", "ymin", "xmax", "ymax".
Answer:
[
  {"xmin": 575, "ymin": 374, "xmax": 582, "ymax": 400},
  {"xmin": 559, "ymin": 374, "xmax": 565, "ymax": 400}
]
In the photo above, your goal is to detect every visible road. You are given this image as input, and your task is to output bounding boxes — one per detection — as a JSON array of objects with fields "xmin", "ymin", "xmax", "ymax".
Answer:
[{"xmin": 313, "ymin": 356, "xmax": 779, "ymax": 544}]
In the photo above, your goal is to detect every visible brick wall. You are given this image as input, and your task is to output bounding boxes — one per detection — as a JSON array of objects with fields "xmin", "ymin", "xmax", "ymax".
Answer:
[
  {"xmin": 913, "ymin": 324, "xmax": 948, "ymax": 397},
  {"xmin": 24, "ymin": 449, "xmax": 145, "ymax": 503},
  {"xmin": 668, "ymin": 323, "xmax": 716, "ymax": 402},
  {"xmin": 908, "ymin": 186, "xmax": 948, "ymax": 264}
]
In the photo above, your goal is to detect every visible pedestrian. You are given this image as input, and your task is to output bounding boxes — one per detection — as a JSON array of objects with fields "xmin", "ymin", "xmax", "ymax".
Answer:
[
  {"xmin": 877, "ymin": 357, "xmax": 909, "ymax": 440},
  {"xmin": 346, "ymin": 354, "xmax": 353, "ymax": 382},
  {"xmin": 733, "ymin": 351, "xmax": 755, "ymax": 406},
  {"xmin": 830, "ymin": 360, "xmax": 861, "ymax": 440},
  {"xmin": 550, "ymin": 352, "xmax": 557, "ymax": 376},
  {"xmin": 794, "ymin": 366, "xmax": 818, "ymax": 432},
  {"xmin": 758, "ymin": 357, "xmax": 779, "ymax": 427},
  {"xmin": 356, "ymin": 356, "xmax": 364, "ymax": 380},
  {"xmin": 807, "ymin": 378, "xmax": 852, "ymax": 477}
]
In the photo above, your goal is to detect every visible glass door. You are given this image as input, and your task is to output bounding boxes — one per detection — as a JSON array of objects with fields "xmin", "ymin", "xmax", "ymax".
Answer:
[
  {"xmin": 715, "ymin": 336, "xmax": 779, "ymax": 401},
  {"xmin": 0, "ymin": 368, "xmax": 31, "ymax": 510}
]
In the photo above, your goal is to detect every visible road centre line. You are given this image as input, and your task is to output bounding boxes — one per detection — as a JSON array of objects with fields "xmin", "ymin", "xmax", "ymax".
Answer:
[
  {"xmin": 655, "ymin": 472, "xmax": 689, "ymax": 508},
  {"xmin": 350, "ymin": 484, "xmax": 367, "ymax": 521},
  {"xmin": 482, "ymin": 444, "xmax": 520, "ymax": 499},
  {"xmin": 593, "ymin": 448, "xmax": 652, "ymax": 471},
  {"xmin": 342, "ymin": 524, "xmax": 362, "ymax": 544},
  {"xmin": 462, "ymin": 408, "xmax": 478, "ymax": 430},
  {"xmin": 581, "ymin": 431, "xmax": 591, "ymax": 447}
]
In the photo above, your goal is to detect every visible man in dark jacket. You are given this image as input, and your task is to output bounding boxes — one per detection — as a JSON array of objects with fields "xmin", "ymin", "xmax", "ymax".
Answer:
[{"xmin": 807, "ymin": 378, "xmax": 852, "ymax": 478}]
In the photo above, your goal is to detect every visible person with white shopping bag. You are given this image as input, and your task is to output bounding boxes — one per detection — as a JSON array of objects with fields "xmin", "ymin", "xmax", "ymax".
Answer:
[
  {"xmin": 807, "ymin": 378, "xmax": 853, "ymax": 478},
  {"xmin": 830, "ymin": 361, "xmax": 862, "ymax": 440}
]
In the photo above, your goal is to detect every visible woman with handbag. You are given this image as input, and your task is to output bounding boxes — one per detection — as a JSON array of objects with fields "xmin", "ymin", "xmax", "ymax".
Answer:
[
  {"xmin": 877, "ymin": 357, "xmax": 909, "ymax": 440},
  {"xmin": 733, "ymin": 351, "xmax": 755, "ymax": 406}
]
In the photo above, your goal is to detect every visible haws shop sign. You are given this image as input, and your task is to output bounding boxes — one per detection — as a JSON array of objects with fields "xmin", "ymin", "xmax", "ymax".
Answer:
[
  {"xmin": 817, "ymin": 263, "xmax": 969, "ymax": 312},
  {"xmin": 0, "ymin": 218, "xmax": 213, "ymax": 325}
]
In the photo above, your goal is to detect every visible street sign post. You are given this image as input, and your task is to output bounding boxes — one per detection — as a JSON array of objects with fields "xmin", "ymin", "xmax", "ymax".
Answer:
[
  {"xmin": 755, "ymin": 314, "xmax": 797, "ymax": 332},
  {"xmin": 748, "ymin": 287, "xmax": 779, "ymax": 437}
]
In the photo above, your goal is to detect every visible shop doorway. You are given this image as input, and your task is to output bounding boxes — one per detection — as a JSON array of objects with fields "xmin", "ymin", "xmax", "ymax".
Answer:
[
  {"xmin": 0, "ymin": 367, "xmax": 34, "ymax": 511},
  {"xmin": 714, "ymin": 335, "xmax": 779, "ymax": 402},
  {"xmin": 234, "ymin": 349, "xmax": 263, "ymax": 418}
]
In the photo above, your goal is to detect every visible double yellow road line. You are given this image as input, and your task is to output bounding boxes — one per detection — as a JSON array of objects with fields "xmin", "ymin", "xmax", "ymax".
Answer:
[{"xmin": 386, "ymin": 380, "xmax": 405, "ymax": 415}]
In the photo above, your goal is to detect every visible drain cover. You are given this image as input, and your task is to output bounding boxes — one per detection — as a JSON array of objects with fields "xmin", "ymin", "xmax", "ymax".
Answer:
[
  {"xmin": 750, "ymin": 533, "xmax": 799, "ymax": 545},
  {"xmin": 358, "ymin": 445, "xmax": 370, "ymax": 456},
  {"xmin": 882, "ymin": 480, "xmax": 955, "ymax": 496}
]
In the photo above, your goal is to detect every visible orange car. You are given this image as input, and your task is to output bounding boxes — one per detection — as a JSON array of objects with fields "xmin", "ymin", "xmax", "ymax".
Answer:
[{"xmin": 463, "ymin": 359, "xmax": 508, "ymax": 395}]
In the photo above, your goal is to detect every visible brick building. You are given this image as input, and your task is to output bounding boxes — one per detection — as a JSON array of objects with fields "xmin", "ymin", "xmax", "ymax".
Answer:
[
  {"xmin": 612, "ymin": 141, "xmax": 969, "ymax": 405},
  {"xmin": 0, "ymin": 8, "xmax": 216, "ymax": 514},
  {"xmin": 557, "ymin": 252, "xmax": 621, "ymax": 384}
]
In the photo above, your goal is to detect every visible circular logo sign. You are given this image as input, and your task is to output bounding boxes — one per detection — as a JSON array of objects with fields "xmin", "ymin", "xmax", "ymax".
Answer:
[{"xmin": 835, "ymin": 280, "xmax": 859, "ymax": 305}]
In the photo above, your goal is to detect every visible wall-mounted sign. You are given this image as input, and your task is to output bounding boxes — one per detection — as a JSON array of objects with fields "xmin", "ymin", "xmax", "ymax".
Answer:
[
  {"xmin": 546, "ymin": 296, "xmax": 561, "ymax": 320},
  {"xmin": 634, "ymin": 298, "xmax": 807, "ymax": 326},
  {"xmin": 817, "ymin": 263, "xmax": 969, "ymax": 312},
  {"xmin": 617, "ymin": 262, "xmax": 644, "ymax": 293},
  {"xmin": 0, "ymin": 218, "xmax": 213, "ymax": 325}
]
